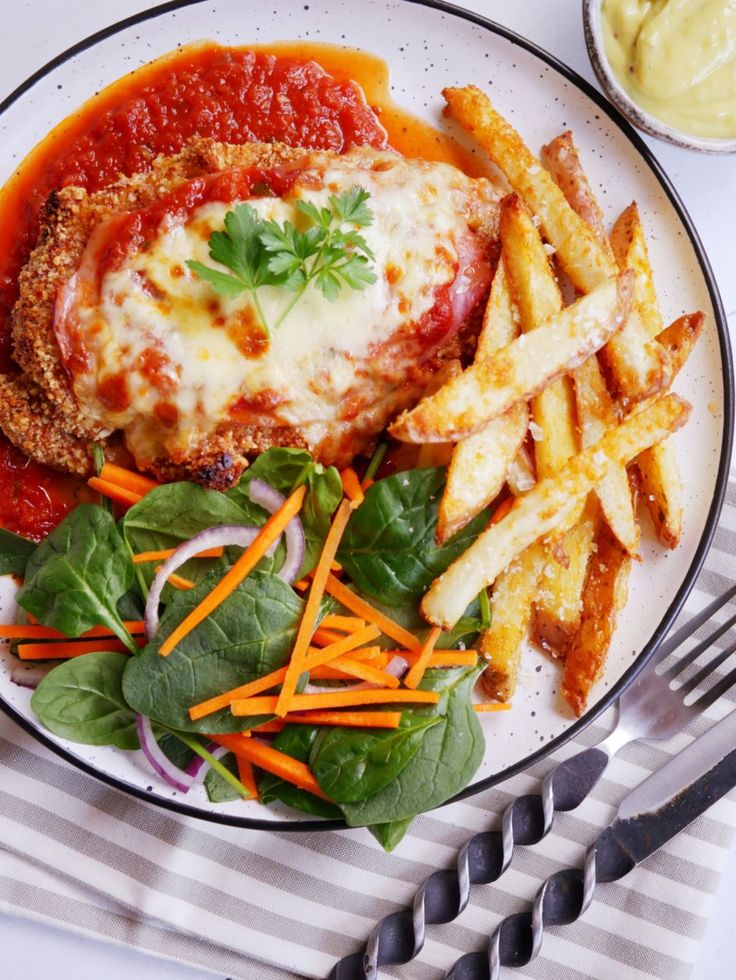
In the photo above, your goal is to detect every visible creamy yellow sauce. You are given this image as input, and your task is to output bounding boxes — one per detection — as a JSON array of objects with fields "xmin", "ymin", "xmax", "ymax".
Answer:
[{"xmin": 601, "ymin": 0, "xmax": 736, "ymax": 139}]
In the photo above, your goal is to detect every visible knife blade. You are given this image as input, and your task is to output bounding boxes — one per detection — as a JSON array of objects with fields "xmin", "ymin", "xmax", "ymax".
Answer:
[{"xmin": 445, "ymin": 708, "xmax": 736, "ymax": 980}]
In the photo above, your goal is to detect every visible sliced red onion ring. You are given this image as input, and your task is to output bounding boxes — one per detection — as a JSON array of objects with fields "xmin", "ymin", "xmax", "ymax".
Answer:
[
  {"xmin": 185, "ymin": 741, "xmax": 231, "ymax": 786},
  {"xmin": 386, "ymin": 655, "xmax": 409, "ymax": 679},
  {"xmin": 135, "ymin": 714, "xmax": 194, "ymax": 793},
  {"xmin": 144, "ymin": 525, "xmax": 264, "ymax": 640},
  {"xmin": 10, "ymin": 664, "xmax": 53, "ymax": 689},
  {"xmin": 248, "ymin": 478, "xmax": 306, "ymax": 586}
]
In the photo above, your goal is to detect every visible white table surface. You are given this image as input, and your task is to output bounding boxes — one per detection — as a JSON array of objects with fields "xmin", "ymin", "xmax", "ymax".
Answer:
[{"xmin": 1, "ymin": 1, "xmax": 735, "ymax": 978}]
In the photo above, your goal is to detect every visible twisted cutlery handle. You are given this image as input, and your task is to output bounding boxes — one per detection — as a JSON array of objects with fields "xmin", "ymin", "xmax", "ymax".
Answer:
[{"xmin": 328, "ymin": 745, "xmax": 611, "ymax": 980}]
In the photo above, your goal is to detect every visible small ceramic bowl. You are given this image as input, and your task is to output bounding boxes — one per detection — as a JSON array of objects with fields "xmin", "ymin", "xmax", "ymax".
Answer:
[{"xmin": 583, "ymin": 0, "xmax": 736, "ymax": 154}]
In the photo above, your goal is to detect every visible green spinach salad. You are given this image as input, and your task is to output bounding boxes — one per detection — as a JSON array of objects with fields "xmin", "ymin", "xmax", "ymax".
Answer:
[{"xmin": 0, "ymin": 447, "xmax": 502, "ymax": 849}]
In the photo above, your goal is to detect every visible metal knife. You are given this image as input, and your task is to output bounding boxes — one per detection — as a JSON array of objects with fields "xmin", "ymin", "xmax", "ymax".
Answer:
[
  {"xmin": 329, "ymin": 708, "xmax": 736, "ymax": 980},
  {"xmin": 446, "ymin": 707, "xmax": 736, "ymax": 980}
]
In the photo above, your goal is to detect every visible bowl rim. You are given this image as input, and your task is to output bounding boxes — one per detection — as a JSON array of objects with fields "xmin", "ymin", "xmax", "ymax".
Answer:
[
  {"xmin": 582, "ymin": 0, "xmax": 736, "ymax": 154},
  {"xmin": 0, "ymin": 0, "xmax": 733, "ymax": 832}
]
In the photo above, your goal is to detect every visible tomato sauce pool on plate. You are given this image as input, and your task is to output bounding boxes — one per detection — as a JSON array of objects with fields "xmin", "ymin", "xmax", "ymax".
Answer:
[{"xmin": 0, "ymin": 42, "xmax": 483, "ymax": 540}]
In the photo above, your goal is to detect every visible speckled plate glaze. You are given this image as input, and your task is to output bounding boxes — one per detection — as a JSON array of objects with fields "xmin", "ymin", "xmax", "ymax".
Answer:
[{"xmin": 0, "ymin": 0, "xmax": 731, "ymax": 830}]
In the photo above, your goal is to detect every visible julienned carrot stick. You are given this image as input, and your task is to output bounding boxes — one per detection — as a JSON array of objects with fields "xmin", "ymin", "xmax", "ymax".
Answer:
[
  {"xmin": 159, "ymin": 485, "xmax": 307, "ymax": 656},
  {"xmin": 340, "ymin": 467, "xmax": 365, "ymax": 507},
  {"xmin": 100, "ymin": 463, "xmax": 159, "ymax": 496},
  {"xmin": 208, "ymin": 734, "xmax": 330, "ymax": 800},
  {"xmin": 188, "ymin": 623, "xmax": 380, "ymax": 720},
  {"xmin": 133, "ymin": 546, "xmax": 224, "ymax": 564},
  {"xmin": 282, "ymin": 711, "xmax": 401, "ymax": 728},
  {"xmin": 399, "ymin": 650, "xmax": 478, "ymax": 668},
  {"xmin": 404, "ymin": 626, "xmax": 443, "ymax": 689},
  {"xmin": 0, "ymin": 621, "xmax": 145, "ymax": 640},
  {"xmin": 88, "ymin": 478, "xmax": 142, "ymax": 508},
  {"xmin": 158, "ymin": 569, "xmax": 195, "ymax": 590},
  {"xmin": 319, "ymin": 615, "xmax": 366, "ymax": 633},
  {"xmin": 18, "ymin": 637, "xmax": 143, "ymax": 660},
  {"xmin": 474, "ymin": 702, "xmax": 512, "ymax": 712},
  {"xmin": 311, "ymin": 656, "xmax": 400, "ymax": 688},
  {"xmin": 489, "ymin": 496, "xmax": 514, "ymax": 526},
  {"xmin": 232, "ymin": 689, "xmax": 440, "ymax": 716},
  {"xmin": 323, "ymin": 575, "xmax": 421, "ymax": 653},
  {"xmin": 275, "ymin": 499, "xmax": 353, "ymax": 716},
  {"xmin": 236, "ymin": 755, "xmax": 259, "ymax": 798},
  {"xmin": 311, "ymin": 627, "xmax": 351, "ymax": 647},
  {"xmin": 250, "ymin": 720, "xmax": 286, "ymax": 734}
]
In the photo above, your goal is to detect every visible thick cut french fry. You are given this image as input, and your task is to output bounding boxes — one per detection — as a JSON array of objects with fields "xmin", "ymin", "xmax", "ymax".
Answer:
[
  {"xmin": 390, "ymin": 271, "xmax": 634, "ymax": 444},
  {"xmin": 416, "ymin": 360, "xmax": 462, "ymax": 470},
  {"xmin": 540, "ymin": 129, "xmax": 639, "ymax": 554},
  {"xmin": 610, "ymin": 202, "xmax": 664, "ymax": 340},
  {"xmin": 437, "ymin": 259, "xmax": 527, "ymax": 543},
  {"xmin": 506, "ymin": 444, "xmax": 536, "ymax": 495},
  {"xmin": 421, "ymin": 394, "xmax": 690, "ymax": 629},
  {"xmin": 533, "ymin": 504, "xmax": 597, "ymax": 656},
  {"xmin": 635, "ymin": 313, "xmax": 704, "ymax": 548},
  {"xmin": 479, "ymin": 542, "xmax": 546, "ymax": 702},
  {"xmin": 442, "ymin": 85, "xmax": 669, "ymax": 400},
  {"xmin": 541, "ymin": 131, "xmax": 614, "ymax": 258},
  {"xmin": 562, "ymin": 523, "xmax": 631, "ymax": 716}
]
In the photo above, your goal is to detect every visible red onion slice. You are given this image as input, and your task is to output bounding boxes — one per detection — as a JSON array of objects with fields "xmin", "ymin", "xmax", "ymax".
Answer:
[
  {"xmin": 248, "ymin": 478, "xmax": 306, "ymax": 585},
  {"xmin": 386, "ymin": 655, "xmax": 409, "ymax": 679},
  {"xmin": 144, "ymin": 525, "xmax": 264, "ymax": 640},
  {"xmin": 135, "ymin": 714, "xmax": 194, "ymax": 793}
]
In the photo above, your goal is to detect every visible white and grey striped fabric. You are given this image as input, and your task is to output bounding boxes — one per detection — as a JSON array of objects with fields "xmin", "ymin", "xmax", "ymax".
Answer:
[{"xmin": 2, "ymin": 488, "xmax": 736, "ymax": 979}]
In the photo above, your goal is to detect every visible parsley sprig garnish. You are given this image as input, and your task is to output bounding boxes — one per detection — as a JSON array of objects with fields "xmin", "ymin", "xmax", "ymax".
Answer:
[{"xmin": 187, "ymin": 186, "xmax": 377, "ymax": 335}]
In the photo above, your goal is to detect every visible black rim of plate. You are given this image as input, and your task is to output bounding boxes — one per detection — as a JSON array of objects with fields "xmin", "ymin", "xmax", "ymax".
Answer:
[{"xmin": 0, "ymin": 0, "xmax": 732, "ymax": 833}]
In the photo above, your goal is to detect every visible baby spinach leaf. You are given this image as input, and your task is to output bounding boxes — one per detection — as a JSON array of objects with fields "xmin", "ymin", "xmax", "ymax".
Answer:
[
  {"xmin": 229, "ymin": 447, "xmax": 342, "ymax": 575},
  {"xmin": 18, "ymin": 505, "xmax": 136, "ymax": 650},
  {"xmin": 157, "ymin": 731, "xmax": 195, "ymax": 769},
  {"xmin": 123, "ymin": 482, "xmax": 259, "ymax": 590},
  {"xmin": 368, "ymin": 817, "xmax": 414, "ymax": 852},
  {"xmin": 310, "ymin": 713, "xmax": 441, "ymax": 803},
  {"xmin": 0, "ymin": 528, "xmax": 36, "ymax": 577},
  {"xmin": 204, "ymin": 752, "xmax": 242, "ymax": 803},
  {"xmin": 337, "ymin": 468, "xmax": 489, "ymax": 607},
  {"xmin": 258, "ymin": 724, "xmax": 342, "ymax": 819},
  {"xmin": 340, "ymin": 665, "xmax": 485, "ymax": 827},
  {"xmin": 31, "ymin": 652, "xmax": 139, "ymax": 749},
  {"xmin": 123, "ymin": 570, "xmax": 302, "ymax": 733}
]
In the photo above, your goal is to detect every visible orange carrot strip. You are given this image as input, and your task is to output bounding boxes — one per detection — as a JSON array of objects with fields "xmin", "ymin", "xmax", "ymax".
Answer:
[
  {"xmin": 474, "ymin": 702, "xmax": 512, "ymax": 712},
  {"xmin": 133, "ymin": 546, "xmax": 224, "ymax": 564},
  {"xmin": 362, "ymin": 476, "xmax": 375, "ymax": 491},
  {"xmin": 0, "ymin": 621, "xmax": 145, "ymax": 640},
  {"xmin": 311, "ymin": 627, "xmax": 349, "ymax": 647},
  {"xmin": 250, "ymin": 720, "xmax": 286, "ymax": 734},
  {"xmin": 160, "ymin": 485, "xmax": 307, "ymax": 656},
  {"xmin": 331, "ymin": 560, "xmax": 343, "ymax": 573},
  {"xmin": 341, "ymin": 646, "xmax": 387, "ymax": 665},
  {"xmin": 340, "ymin": 467, "xmax": 365, "ymax": 507},
  {"xmin": 313, "ymin": 656, "xmax": 400, "ymax": 688},
  {"xmin": 294, "ymin": 579, "xmax": 309, "ymax": 591},
  {"xmin": 324, "ymin": 574, "xmax": 421, "ymax": 652},
  {"xmin": 209, "ymin": 734, "xmax": 330, "ymax": 800},
  {"xmin": 489, "ymin": 496, "xmax": 514, "ymax": 527},
  {"xmin": 399, "ymin": 649, "xmax": 479, "ymax": 668},
  {"xmin": 232, "ymin": 689, "xmax": 440, "ymax": 716},
  {"xmin": 236, "ymin": 755, "xmax": 259, "ymax": 799},
  {"xmin": 18, "ymin": 638, "xmax": 143, "ymax": 660},
  {"xmin": 188, "ymin": 623, "xmax": 380, "ymax": 720},
  {"xmin": 156, "ymin": 567, "xmax": 196, "ymax": 590},
  {"xmin": 283, "ymin": 711, "xmax": 401, "ymax": 728},
  {"xmin": 275, "ymin": 499, "xmax": 353, "ymax": 716},
  {"xmin": 404, "ymin": 626, "xmax": 442, "ymax": 689},
  {"xmin": 100, "ymin": 463, "xmax": 159, "ymax": 496},
  {"xmin": 88, "ymin": 478, "xmax": 142, "ymax": 508},
  {"xmin": 319, "ymin": 615, "xmax": 366, "ymax": 633}
]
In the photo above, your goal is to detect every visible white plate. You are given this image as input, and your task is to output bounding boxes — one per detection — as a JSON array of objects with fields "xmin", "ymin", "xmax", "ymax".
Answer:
[{"xmin": 0, "ymin": 0, "xmax": 731, "ymax": 829}]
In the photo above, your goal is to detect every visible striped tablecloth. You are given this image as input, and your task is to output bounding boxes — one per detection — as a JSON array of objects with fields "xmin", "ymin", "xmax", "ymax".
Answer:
[{"xmin": 2, "ymin": 488, "xmax": 736, "ymax": 980}]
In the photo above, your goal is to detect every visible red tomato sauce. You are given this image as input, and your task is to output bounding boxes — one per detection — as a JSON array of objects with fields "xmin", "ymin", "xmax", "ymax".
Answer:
[{"xmin": 0, "ymin": 44, "xmax": 389, "ymax": 540}]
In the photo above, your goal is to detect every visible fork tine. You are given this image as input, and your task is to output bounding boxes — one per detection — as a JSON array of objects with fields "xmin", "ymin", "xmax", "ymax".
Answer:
[
  {"xmin": 655, "ymin": 584, "xmax": 736, "ymax": 661},
  {"xmin": 660, "ymin": 611, "xmax": 736, "ymax": 681},
  {"xmin": 692, "ymin": 662, "xmax": 736, "ymax": 713},
  {"xmin": 677, "ymin": 637, "xmax": 736, "ymax": 696}
]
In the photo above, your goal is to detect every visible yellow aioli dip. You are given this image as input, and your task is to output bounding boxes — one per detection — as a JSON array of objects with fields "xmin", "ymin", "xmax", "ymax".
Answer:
[{"xmin": 601, "ymin": 0, "xmax": 736, "ymax": 139}]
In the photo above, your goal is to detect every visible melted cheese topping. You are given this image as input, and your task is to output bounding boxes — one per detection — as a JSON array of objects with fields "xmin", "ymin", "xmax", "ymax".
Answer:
[{"xmin": 68, "ymin": 149, "xmax": 494, "ymax": 465}]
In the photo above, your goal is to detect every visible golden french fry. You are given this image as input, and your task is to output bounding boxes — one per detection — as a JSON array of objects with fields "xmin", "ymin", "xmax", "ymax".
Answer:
[
  {"xmin": 562, "ymin": 522, "xmax": 631, "ymax": 717},
  {"xmin": 421, "ymin": 394, "xmax": 690, "ymax": 629},
  {"xmin": 443, "ymin": 85, "xmax": 669, "ymax": 401},
  {"xmin": 506, "ymin": 444, "xmax": 536, "ymax": 495},
  {"xmin": 658, "ymin": 310, "xmax": 705, "ymax": 378},
  {"xmin": 610, "ymin": 202, "xmax": 664, "ymax": 340},
  {"xmin": 541, "ymin": 130, "xmax": 614, "ymax": 258},
  {"xmin": 437, "ymin": 259, "xmax": 527, "ymax": 543},
  {"xmin": 390, "ymin": 271, "xmax": 634, "ymax": 444},
  {"xmin": 416, "ymin": 360, "xmax": 462, "ymax": 469},
  {"xmin": 533, "ymin": 503, "xmax": 597, "ymax": 656},
  {"xmin": 479, "ymin": 542, "xmax": 546, "ymax": 702}
]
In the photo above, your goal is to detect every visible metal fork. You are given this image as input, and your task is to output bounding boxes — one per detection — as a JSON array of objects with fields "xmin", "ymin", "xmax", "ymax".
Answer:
[{"xmin": 329, "ymin": 583, "xmax": 736, "ymax": 980}]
